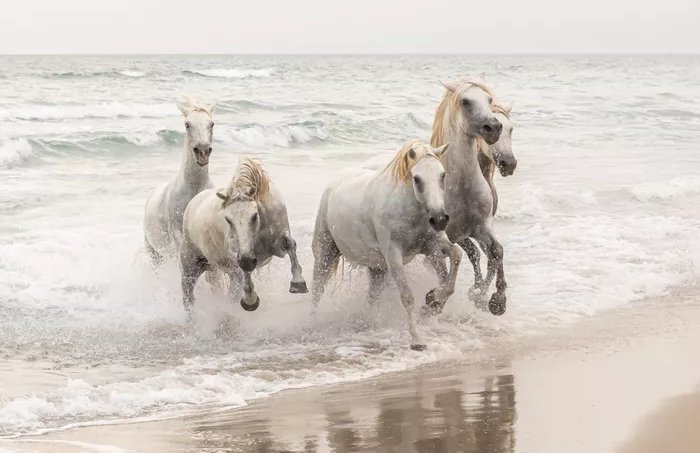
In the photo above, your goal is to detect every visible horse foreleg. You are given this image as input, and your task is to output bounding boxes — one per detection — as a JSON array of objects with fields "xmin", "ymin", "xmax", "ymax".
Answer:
[
  {"xmin": 180, "ymin": 245, "xmax": 206, "ymax": 323},
  {"xmin": 424, "ymin": 235, "xmax": 462, "ymax": 315},
  {"xmin": 205, "ymin": 270, "xmax": 226, "ymax": 295},
  {"xmin": 472, "ymin": 230, "xmax": 506, "ymax": 316},
  {"xmin": 384, "ymin": 245, "xmax": 425, "ymax": 351},
  {"xmin": 281, "ymin": 233, "xmax": 308, "ymax": 294},
  {"xmin": 457, "ymin": 238, "xmax": 487, "ymax": 303},
  {"xmin": 240, "ymin": 270, "xmax": 260, "ymax": 312}
]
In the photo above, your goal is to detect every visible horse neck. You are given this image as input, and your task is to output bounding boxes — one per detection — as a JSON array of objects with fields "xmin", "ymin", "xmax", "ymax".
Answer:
[
  {"xmin": 177, "ymin": 137, "xmax": 209, "ymax": 190},
  {"xmin": 443, "ymin": 131, "xmax": 482, "ymax": 182}
]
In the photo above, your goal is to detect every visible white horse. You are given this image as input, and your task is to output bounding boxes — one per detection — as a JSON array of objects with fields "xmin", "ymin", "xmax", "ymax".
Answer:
[
  {"xmin": 433, "ymin": 101, "xmax": 516, "ymax": 303},
  {"xmin": 429, "ymin": 79, "xmax": 508, "ymax": 316},
  {"xmin": 143, "ymin": 96, "xmax": 216, "ymax": 264},
  {"xmin": 311, "ymin": 140, "xmax": 462, "ymax": 351},
  {"xmin": 180, "ymin": 158, "xmax": 307, "ymax": 319}
]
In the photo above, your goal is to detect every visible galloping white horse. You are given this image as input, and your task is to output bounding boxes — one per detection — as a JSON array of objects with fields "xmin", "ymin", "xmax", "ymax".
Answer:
[
  {"xmin": 429, "ymin": 79, "xmax": 508, "ymax": 316},
  {"xmin": 433, "ymin": 101, "xmax": 516, "ymax": 302},
  {"xmin": 311, "ymin": 140, "xmax": 461, "ymax": 351},
  {"xmin": 144, "ymin": 96, "xmax": 216, "ymax": 264},
  {"xmin": 180, "ymin": 158, "xmax": 307, "ymax": 319}
]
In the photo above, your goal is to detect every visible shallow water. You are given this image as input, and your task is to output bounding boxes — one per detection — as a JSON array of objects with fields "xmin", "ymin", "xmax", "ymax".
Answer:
[{"xmin": 1, "ymin": 54, "xmax": 699, "ymax": 437}]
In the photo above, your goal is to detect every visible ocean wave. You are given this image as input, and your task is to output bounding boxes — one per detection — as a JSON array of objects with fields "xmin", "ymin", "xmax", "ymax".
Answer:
[
  {"xmin": 35, "ymin": 70, "xmax": 149, "ymax": 79},
  {"xmin": 183, "ymin": 68, "xmax": 273, "ymax": 79},
  {"xmin": 222, "ymin": 121, "xmax": 328, "ymax": 148},
  {"xmin": 628, "ymin": 176, "xmax": 700, "ymax": 201},
  {"xmin": 117, "ymin": 70, "xmax": 147, "ymax": 78},
  {"xmin": 0, "ymin": 102, "xmax": 174, "ymax": 121},
  {"xmin": 0, "ymin": 139, "xmax": 35, "ymax": 168}
]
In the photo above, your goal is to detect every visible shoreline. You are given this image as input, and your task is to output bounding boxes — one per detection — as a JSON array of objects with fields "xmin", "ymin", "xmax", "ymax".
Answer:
[{"xmin": 3, "ymin": 284, "xmax": 700, "ymax": 452}]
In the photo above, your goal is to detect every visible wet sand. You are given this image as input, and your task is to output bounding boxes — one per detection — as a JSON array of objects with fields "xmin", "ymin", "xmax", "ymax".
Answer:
[{"xmin": 4, "ymin": 286, "xmax": 700, "ymax": 453}]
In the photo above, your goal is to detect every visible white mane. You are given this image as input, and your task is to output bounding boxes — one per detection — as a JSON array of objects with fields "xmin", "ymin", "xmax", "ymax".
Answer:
[{"xmin": 176, "ymin": 94, "xmax": 215, "ymax": 117}]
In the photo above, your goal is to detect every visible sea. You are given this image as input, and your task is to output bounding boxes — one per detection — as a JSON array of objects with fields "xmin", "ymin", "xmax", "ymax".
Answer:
[{"xmin": 0, "ymin": 54, "xmax": 699, "ymax": 438}]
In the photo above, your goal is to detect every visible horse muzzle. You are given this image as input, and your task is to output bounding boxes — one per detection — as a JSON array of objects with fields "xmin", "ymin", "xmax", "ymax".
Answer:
[
  {"xmin": 238, "ymin": 255, "xmax": 258, "ymax": 272},
  {"xmin": 193, "ymin": 145, "xmax": 212, "ymax": 167},
  {"xmin": 498, "ymin": 158, "xmax": 517, "ymax": 176},
  {"xmin": 479, "ymin": 119, "xmax": 502, "ymax": 145},
  {"xmin": 428, "ymin": 212, "xmax": 449, "ymax": 232}
]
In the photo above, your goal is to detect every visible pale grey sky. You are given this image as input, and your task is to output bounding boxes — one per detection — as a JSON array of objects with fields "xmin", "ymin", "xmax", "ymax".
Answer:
[{"xmin": 1, "ymin": 0, "xmax": 698, "ymax": 54}]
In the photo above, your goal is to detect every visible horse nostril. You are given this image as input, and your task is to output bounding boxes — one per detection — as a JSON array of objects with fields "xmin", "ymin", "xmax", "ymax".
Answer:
[
  {"xmin": 193, "ymin": 146, "xmax": 199, "ymax": 153},
  {"xmin": 239, "ymin": 256, "xmax": 258, "ymax": 272},
  {"xmin": 207, "ymin": 147, "xmax": 212, "ymax": 155},
  {"xmin": 483, "ymin": 124, "xmax": 492, "ymax": 133}
]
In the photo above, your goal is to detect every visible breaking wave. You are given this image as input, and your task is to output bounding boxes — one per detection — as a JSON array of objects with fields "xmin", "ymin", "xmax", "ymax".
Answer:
[{"xmin": 182, "ymin": 68, "xmax": 273, "ymax": 79}]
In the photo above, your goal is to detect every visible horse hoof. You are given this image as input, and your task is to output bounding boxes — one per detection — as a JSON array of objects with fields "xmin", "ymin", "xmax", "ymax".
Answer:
[
  {"xmin": 289, "ymin": 281, "xmax": 308, "ymax": 294},
  {"xmin": 410, "ymin": 343, "xmax": 427, "ymax": 351},
  {"xmin": 425, "ymin": 288, "xmax": 445, "ymax": 311},
  {"xmin": 488, "ymin": 292, "xmax": 506, "ymax": 316},
  {"xmin": 241, "ymin": 296, "xmax": 260, "ymax": 312}
]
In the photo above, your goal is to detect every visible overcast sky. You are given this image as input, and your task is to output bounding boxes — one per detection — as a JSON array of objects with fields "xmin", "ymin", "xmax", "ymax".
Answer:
[{"xmin": 1, "ymin": 0, "xmax": 698, "ymax": 54}]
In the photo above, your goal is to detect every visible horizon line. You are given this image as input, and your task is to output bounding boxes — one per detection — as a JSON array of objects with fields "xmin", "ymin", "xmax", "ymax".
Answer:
[{"xmin": 0, "ymin": 51, "xmax": 698, "ymax": 57}]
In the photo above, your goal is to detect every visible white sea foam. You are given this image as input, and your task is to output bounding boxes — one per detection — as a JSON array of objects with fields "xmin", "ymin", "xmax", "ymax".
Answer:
[
  {"xmin": 628, "ymin": 175, "xmax": 700, "ymax": 201},
  {"xmin": 0, "ymin": 102, "xmax": 173, "ymax": 121},
  {"xmin": 185, "ymin": 68, "xmax": 273, "ymax": 78},
  {"xmin": 117, "ymin": 70, "xmax": 146, "ymax": 78},
  {"xmin": 0, "ymin": 139, "xmax": 34, "ymax": 168}
]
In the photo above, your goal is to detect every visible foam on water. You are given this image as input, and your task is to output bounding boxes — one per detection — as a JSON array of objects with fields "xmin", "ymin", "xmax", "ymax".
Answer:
[
  {"xmin": 0, "ymin": 139, "xmax": 34, "ymax": 168},
  {"xmin": 183, "ymin": 68, "xmax": 273, "ymax": 78},
  {"xmin": 1, "ymin": 54, "xmax": 699, "ymax": 438},
  {"xmin": 0, "ymin": 102, "xmax": 174, "ymax": 122}
]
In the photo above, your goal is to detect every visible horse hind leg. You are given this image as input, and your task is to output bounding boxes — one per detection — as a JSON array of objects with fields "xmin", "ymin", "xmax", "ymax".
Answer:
[
  {"xmin": 144, "ymin": 235, "xmax": 165, "ymax": 267},
  {"xmin": 311, "ymin": 229, "xmax": 341, "ymax": 309},
  {"xmin": 368, "ymin": 267, "xmax": 386, "ymax": 306}
]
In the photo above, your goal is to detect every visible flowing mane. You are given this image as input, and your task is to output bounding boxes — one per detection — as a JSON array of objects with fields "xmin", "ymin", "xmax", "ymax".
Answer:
[
  {"xmin": 430, "ymin": 79, "xmax": 497, "ymax": 148},
  {"xmin": 383, "ymin": 139, "xmax": 440, "ymax": 185},
  {"xmin": 222, "ymin": 158, "xmax": 271, "ymax": 203},
  {"xmin": 176, "ymin": 94, "xmax": 214, "ymax": 117}
]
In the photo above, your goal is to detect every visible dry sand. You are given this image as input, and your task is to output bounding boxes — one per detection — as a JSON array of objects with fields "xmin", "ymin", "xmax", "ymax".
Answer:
[{"xmin": 3, "ymin": 285, "xmax": 700, "ymax": 453}]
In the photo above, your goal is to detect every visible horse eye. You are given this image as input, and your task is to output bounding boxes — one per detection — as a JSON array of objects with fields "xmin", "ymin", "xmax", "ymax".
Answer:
[
  {"xmin": 224, "ymin": 216, "xmax": 233, "ymax": 226},
  {"xmin": 251, "ymin": 213, "xmax": 258, "ymax": 224},
  {"xmin": 185, "ymin": 122, "xmax": 191, "ymax": 129},
  {"xmin": 488, "ymin": 96, "xmax": 493, "ymax": 104},
  {"xmin": 413, "ymin": 175, "xmax": 422, "ymax": 187},
  {"xmin": 440, "ymin": 172, "xmax": 446, "ymax": 181},
  {"xmin": 460, "ymin": 99, "xmax": 470, "ymax": 106}
]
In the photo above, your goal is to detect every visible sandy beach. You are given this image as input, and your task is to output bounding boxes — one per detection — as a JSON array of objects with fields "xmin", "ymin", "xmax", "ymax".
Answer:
[{"xmin": 2, "ymin": 284, "xmax": 698, "ymax": 453}]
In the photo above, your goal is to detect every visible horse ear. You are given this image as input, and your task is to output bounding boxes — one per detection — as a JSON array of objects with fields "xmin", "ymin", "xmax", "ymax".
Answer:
[
  {"xmin": 216, "ymin": 191, "xmax": 229, "ymax": 203},
  {"xmin": 407, "ymin": 147, "xmax": 417, "ymax": 160},
  {"xmin": 441, "ymin": 80, "xmax": 459, "ymax": 93},
  {"xmin": 433, "ymin": 143, "xmax": 449, "ymax": 157},
  {"xmin": 176, "ymin": 96, "xmax": 192, "ymax": 116},
  {"xmin": 206, "ymin": 102, "xmax": 216, "ymax": 114},
  {"xmin": 501, "ymin": 101, "xmax": 513, "ymax": 113}
]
